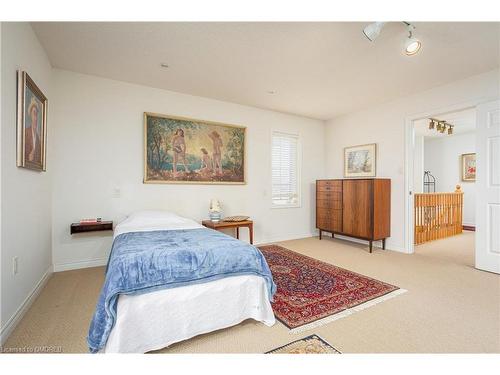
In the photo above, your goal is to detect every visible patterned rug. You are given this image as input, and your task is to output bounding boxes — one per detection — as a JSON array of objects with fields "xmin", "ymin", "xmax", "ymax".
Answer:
[
  {"xmin": 259, "ymin": 245, "xmax": 406, "ymax": 332},
  {"xmin": 265, "ymin": 334, "xmax": 340, "ymax": 354}
]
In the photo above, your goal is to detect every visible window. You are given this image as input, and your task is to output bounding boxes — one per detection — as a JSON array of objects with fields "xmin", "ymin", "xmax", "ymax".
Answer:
[{"xmin": 271, "ymin": 131, "xmax": 300, "ymax": 207}]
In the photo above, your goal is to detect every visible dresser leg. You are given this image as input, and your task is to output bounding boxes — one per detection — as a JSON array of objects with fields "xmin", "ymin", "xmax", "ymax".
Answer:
[
  {"xmin": 369, "ymin": 241, "xmax": 373, "ymax": 253},
  {"xmin": 332, "ymin": 232, "xmax": 334, "ymax": 238},
  {"xmin": 319, "ymin": 230, "xmax": 322, "ymax": 240},
  {"xmin": 382, "ymin": 238, "xmax": 386, "ymax": 250}
]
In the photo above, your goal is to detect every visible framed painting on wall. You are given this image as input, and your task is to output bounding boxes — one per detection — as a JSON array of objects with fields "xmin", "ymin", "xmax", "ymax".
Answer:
[
  {"xmin": 16, "ymin": 71, "xmax": 48, "ymax": 171},
  {"xmin": 144, "ymin": 112, "xmax": 246, "ymax": 184},
  {"xmin": 344, "ymin": 143, "xmax": 377, "ymax": 178},
  {"xmin": 461, "ymin": 153, "xmax": 476, "ymax": 181}
]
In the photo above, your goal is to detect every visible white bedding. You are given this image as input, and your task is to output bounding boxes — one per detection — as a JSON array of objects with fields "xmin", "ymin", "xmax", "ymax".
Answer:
[{"xmin": 103, "ymin": 210, "xmax": 275, "ymax": 353}]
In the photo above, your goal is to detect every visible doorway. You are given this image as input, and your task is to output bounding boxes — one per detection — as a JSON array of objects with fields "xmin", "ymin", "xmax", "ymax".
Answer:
[
  {"xmin": 404, "ymin": 104, "xmax": 477, "ymax": 256},
  {"xmin": 411, "ymin": 108, "xmax": 476, "ymax": 263},
  {"xmin": 405, "ymin": 100, "xmax": 500, "ymax": 274}
]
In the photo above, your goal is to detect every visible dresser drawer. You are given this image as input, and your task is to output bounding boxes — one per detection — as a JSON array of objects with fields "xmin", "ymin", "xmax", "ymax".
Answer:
[
  {"xmin": 317, "ymin": 180, "xmax": 342, "ymax": 192},
  {"xmin": 317, "ymin": 190, "xmax": 342, "ymax": 202},
  {"xmin": 317, "ymin": 198, "xmax": 342, "ymax": 209},
  {"xmin": 317, "ymin": 207, "xmax": 342, "ymax": 221},
  {"xmin": 316, "ymin": 208, "xmax": 342, "ymax": 232},
  {"xmin": 327, "ymin": 209, "xmax": 342, "ymax": 222}
]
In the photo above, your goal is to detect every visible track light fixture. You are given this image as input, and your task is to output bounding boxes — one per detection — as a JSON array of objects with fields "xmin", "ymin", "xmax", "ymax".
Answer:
[
  {"xmin": 362, "ymin": 22, "xmax": 386, "ymax": 42},
  {"xmin": 363, "ymin": 21, "xmax": 422, "ymax": 56},
  {"xmin": 404, "ymin": 23, "xmax": 421, "ymax": 56},
  {"xmin": 428, "ymin": 118, "xmax": 454, "ymax": 136},
  {"xmin": 439, "ymin": 122, "xmax": 446, "ymax": 133}
]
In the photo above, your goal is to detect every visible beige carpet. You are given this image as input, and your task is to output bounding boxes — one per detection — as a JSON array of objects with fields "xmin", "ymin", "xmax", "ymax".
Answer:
[{"xmin": 3, "ymin": 232, "xmax": 500, "ymax": 353}]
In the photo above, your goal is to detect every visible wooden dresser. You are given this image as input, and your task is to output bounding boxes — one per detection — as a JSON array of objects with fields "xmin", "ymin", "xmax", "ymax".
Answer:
[{"xmin": 316, "ymin": 178, "xmax": 391, "ymax": 252}]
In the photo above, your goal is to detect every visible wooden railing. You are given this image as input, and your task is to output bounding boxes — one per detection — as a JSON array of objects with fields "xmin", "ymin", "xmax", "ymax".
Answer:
[{"xmin": 414, "ymin": 188, "xmax": 463, "ymax": 245}]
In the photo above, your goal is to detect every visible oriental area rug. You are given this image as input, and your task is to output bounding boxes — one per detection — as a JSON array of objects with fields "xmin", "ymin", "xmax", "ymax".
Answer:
[
  {"xmin": 265, "ymin": 334, "xmax": 340, "ymax": 354},
  {"xmin": 259, "ymin": 245, "xmax": 407, "ymax": 333}
]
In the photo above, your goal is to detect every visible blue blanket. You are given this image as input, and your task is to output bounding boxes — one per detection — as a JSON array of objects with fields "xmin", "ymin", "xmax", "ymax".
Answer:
[{"xmin": 87, "ymin": 228, "xmax": 276, "ymax": 353}]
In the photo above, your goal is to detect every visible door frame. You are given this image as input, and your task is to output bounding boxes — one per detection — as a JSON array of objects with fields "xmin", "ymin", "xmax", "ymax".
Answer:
[{"xmin": 404, "ymin": 100, "xmax": 480, "ymax": 254}]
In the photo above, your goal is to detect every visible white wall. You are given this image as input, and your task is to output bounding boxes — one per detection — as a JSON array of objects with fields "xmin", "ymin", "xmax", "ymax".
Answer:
[
  {"xmin": 413, "ymin": 135, "xmax": 424, "ymax": 193},
  {"xmin": 0, "ymin": 23, "xmax": 53, "ymax": 341},
  {"xmin": 424, "ymin": 132, "xmax": 476, "ymax": 226},
  {"xmin": 325, "ymin": 69, "xmax": 500, "ymax": 252},
  {"xmin": 50, "ymin": 69, "xmax": 325, "ymax": 271},
  {"xmin": 0, "ymin": 22, "xmax": 3, "ymax": 342}
]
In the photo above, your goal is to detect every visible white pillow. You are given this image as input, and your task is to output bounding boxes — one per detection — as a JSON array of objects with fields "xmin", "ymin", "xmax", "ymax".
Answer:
[
  {"xmin": 127, "ymin": 210, "xmax": 179, "ymax": 218},
  {"xmin": 115, "ymin": 210, "xmax": 202, "ymax": 238},
  {"xmin": 123, "ymin": 210, "xmax": 189, "ymax": 227},
  {"xmin": 126, "ymin": 210, "xmax": 182, "ymax": 220}
]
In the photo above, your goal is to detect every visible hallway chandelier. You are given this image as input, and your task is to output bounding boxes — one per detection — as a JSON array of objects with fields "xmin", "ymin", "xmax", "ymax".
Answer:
[{"xmin": 428, "ymin": 118, "xmax": 454, "ymax": 135}]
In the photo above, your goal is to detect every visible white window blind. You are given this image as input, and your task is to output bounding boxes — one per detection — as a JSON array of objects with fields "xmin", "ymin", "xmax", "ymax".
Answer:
[{"xmin": 272, "ymin": 131, "xmax": 300, "ymax": 207}]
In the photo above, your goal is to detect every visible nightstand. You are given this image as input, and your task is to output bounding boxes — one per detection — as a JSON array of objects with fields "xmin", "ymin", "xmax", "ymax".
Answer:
[
  {"xmin": 70, "ymin": 221, "xmax": 113, "ymax": 234},
  {"xmin": 202, "ymin": 219, "xmax": 254, "ymax": 244}
]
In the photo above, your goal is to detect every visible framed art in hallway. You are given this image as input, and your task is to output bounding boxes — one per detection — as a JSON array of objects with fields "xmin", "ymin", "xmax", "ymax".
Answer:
[
  {"xmin": 16, "ymin": 71, "xmax": 48, "ymax": 171},
  {"xmin": 144, "ymin": 112, "xmax": 246, "ymax": 184},
  {"xmin": 461, "ymin": 153, "xmax": 476, "ymax": 181},
  {"xmin": 344, "ymin": 143, "xmax": 376, "ymax": 178}
]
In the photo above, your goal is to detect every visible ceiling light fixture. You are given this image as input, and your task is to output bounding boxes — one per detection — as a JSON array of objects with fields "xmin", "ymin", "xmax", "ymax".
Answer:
[
  {"xmin": 404, "ymin": 23, "xmax": 421, "ymax": 56},
  {"xmin": 428, "ymin": 118, "xmax": 454, "ymax": 136},
  {"xmin": 267, "ymin": 90, "xmax": 276, "ymax": 94},
  {"xmin": 363, "ymin": 21, "xmax": 422, "ymax": 56},
  {"xmin": 160, "ymin": 63, "xmax": 169, "ymax": 68},
  {"xmin": 362, "ymin": 22, "xmax": 386, "ymax": 42}
]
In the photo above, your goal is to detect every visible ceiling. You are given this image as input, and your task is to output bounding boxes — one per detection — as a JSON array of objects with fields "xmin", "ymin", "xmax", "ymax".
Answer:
[
  {"xmin": 32, "ymin": 22, "xmax": 500, "ymax": 120},
  {"xmin": 414, "ymin": 108, "xmax": 476, "ymax": 138}
]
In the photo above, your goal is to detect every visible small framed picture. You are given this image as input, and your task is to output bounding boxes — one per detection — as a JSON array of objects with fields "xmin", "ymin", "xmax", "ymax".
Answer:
[
  {"xmin": 17, "ymin": 71, "xmax": 48, "ymax": 171},
  {"xmin": 344, "ymin": 143, "xmax": 377, "ymax": 178},
  {"xmin": 461, "ymin": 153, "xmax": 476, "ymax": 182}
]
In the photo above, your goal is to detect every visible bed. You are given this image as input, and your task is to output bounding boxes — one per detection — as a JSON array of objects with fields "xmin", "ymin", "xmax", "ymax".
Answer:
[{"xmin": 87, "ymin": 210, "xmax": 276, "ymax": 353}]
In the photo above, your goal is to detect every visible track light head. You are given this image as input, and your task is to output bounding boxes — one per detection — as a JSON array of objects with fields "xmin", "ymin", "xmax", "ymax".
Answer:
[
  {"xmin": 404, "ymin": 24, "xmax": 421, "ymax": 55},
  {"xmin": 363, "ymin": 22, "xmax": 386, "ymax": 42},
  {"xmin": 405, "ymin": 36, "xmax": 421, "ymax": 55}
]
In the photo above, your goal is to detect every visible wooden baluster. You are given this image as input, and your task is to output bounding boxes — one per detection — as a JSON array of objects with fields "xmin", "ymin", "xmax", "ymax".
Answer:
[
  {"xmin": 438, "ymin": 194, "xmax": 441, "ymax": 240},
  {"xmin": 414, "ymin": 191, "xmax": 464, "ymax": 245}
]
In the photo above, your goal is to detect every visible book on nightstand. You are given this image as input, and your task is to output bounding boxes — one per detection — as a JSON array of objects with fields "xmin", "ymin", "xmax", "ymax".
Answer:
[{"xmin": 79, "ymin": 218, "xmax": 102, "ymax": 225}]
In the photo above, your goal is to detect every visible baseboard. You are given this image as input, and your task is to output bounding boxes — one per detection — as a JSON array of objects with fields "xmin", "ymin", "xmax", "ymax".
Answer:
[
  {"xmin": 256, "ymin": 232, "xmax": 317, "ymax": 246},
  {"xmin": 53, "ymin": 257, "xmax": 108, "ymax": 272},
  {"xmin": 325, "ymin": 234, "xmax": 407, "ymax": 253},
  {"xmin": 258, "ymin": 231, "xmax": 407, "ymax": 253},
  {"xmin": 0, "ymin": 265, "xmax": 53, "ymax": 345}
]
